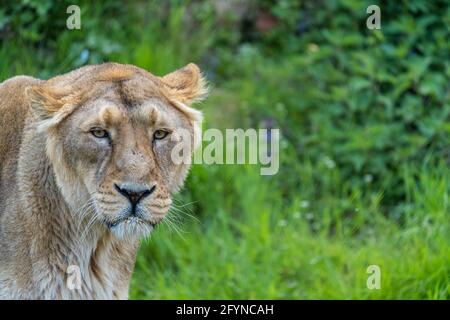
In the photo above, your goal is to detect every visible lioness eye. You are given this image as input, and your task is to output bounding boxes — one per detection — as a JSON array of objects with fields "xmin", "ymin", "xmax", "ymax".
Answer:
[
  {"xmin": 154, "ymin": 129, "xmax": 169, "ymax": 140},
  {"xmin": 90, "ymin": 128, "xmax": 109, "ymax": 139}
]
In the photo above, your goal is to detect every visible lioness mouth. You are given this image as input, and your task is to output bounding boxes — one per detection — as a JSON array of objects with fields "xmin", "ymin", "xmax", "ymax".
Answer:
[{"xmin": 106, "ymin": 216, "xmax": 153, "ymax": 229}]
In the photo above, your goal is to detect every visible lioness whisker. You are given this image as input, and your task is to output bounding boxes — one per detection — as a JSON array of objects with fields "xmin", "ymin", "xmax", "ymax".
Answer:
[
  {"xmin": 76, "ymin": 195, "xmax": 96, "ymax": 221},
  {"xmin": 75, "ymin": 198, "xmax": 96, "ymax": 233},
  {"xmin": 162, "ymin": 216, "xmax": 186, "ymax": 240},
  {"xmin": 170, "ymin": 205, "xmax": 200, "ymax": 224}
]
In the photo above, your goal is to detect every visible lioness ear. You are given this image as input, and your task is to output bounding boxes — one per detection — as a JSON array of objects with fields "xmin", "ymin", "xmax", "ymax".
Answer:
[
  {"xmin": 26, "ymin": 85, "xmax": 78, "ymax": 131},
  {"xmin": 26, "ymin": 85, "xmax": 64, "ymax": 120},
  {"xmin": 161, "ymin": 63, "xmax": 209, "ymax": 105}
]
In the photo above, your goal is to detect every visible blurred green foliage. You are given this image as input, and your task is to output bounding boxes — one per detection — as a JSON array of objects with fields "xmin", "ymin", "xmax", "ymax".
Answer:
[{"xmin": 0, "ymin": 0, "xmax": 449, "ymax": 299}]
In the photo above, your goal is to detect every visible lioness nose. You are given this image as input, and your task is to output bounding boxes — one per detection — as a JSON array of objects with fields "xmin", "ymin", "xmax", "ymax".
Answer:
[{"xmin": 114, "ymin": 183, "xmax": 156, "ymax": 205}]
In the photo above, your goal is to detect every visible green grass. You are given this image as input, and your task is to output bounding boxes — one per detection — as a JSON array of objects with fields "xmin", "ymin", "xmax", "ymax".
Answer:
[{"xmin": 1, "ymin": 0, "xmax": 449, "ymax": 300}]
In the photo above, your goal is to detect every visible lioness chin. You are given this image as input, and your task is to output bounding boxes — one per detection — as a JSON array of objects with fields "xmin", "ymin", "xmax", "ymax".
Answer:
[{"xmin": 0, "ymin": 62, "xmax": 207, "ymax": 299}]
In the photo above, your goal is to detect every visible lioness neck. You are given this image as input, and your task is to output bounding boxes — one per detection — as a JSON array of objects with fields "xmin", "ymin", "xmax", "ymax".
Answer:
[{"xmin": 0, "ymin": 114, "xmax": 139, "ymax": 300}]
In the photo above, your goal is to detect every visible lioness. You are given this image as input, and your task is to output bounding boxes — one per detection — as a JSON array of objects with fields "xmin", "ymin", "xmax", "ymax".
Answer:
[{"xmin": 0, "ymin": 63, "xmax": 207, "ymax": 299}]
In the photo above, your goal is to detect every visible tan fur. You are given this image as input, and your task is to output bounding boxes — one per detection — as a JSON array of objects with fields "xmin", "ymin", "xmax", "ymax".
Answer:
[{"xmin": 0, "ymin": 63, "xmax": 207, "ymax": 299}]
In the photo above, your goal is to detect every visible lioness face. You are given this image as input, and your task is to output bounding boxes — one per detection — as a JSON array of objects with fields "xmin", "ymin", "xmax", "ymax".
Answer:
[
  {"xmin": 29, "ymin": 63, "xmax": 206, "ymax": 240},
  {"xmin": 64, "ymin": 96, "xmax": 194, "ymax": 239}
]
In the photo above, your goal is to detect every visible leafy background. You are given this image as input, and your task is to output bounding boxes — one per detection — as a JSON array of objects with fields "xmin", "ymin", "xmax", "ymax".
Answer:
[{"xmin": 1, "ymin": 0, "xmax": 449, "ymax": 299}]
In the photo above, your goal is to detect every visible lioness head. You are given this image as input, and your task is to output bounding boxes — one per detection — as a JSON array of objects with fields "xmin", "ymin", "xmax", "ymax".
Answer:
[{"xmin": 26, "ymin": 63, "xmax": 207, "ymax": 240}]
